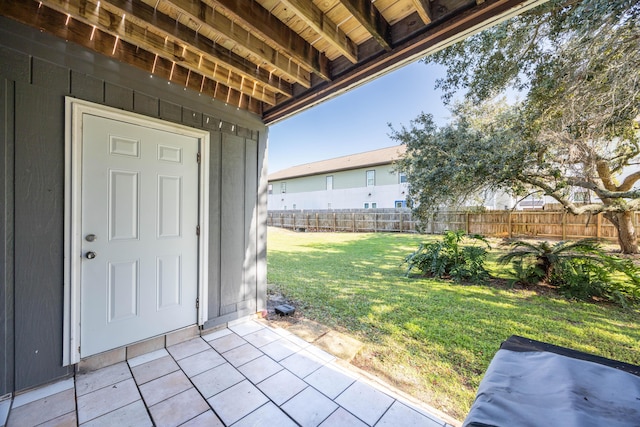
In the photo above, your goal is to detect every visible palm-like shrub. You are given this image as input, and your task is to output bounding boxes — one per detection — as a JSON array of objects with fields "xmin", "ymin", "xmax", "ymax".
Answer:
[
  {"xmin": 498, "ymin": 238, "xmax": 602, "ymax": 285},
  {"xmin": 404, "ymin": 230, "xmax": 491, "ymax": 284},
  {"xmin": 499, "ymin": 238, "xmax": 640, "ymax": 306}
]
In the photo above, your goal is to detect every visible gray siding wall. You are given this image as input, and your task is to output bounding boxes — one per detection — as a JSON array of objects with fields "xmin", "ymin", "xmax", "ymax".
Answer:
[{"xmin": 0, "ymin": 17, "xmax": 267, "ymax": 395}]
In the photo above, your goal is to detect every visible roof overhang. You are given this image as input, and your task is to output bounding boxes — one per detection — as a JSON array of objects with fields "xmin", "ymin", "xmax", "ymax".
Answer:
[{"xmin": 0, "ymin": 0, "xmax": 548, "ymax": 124}]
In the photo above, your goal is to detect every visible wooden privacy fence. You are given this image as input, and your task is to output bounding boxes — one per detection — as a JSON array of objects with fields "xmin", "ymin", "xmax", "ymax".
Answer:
[{"xmin": 267, "ymin": 209, "xmax": 639, "ymax": 241}]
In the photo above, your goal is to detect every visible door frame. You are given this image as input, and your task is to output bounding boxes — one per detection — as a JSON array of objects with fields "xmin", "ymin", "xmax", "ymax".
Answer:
[{"xmin": 63, "ymin": 97, "xmax": 210, "ymax": 366}]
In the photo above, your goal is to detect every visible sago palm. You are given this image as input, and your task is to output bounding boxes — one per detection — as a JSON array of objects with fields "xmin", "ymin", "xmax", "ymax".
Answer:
[{"xmin": 498, "ymin": 238, "xmax": 602, "ymax": 285}]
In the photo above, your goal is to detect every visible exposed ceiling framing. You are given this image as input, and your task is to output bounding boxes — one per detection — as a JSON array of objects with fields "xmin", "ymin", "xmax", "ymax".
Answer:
[{"xmin": 0, "ymin": 0, "xmax": 546, "ymax": 124}]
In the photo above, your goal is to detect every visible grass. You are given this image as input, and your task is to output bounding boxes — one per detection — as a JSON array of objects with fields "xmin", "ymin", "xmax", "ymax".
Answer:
[{"xmin": 266, "ymin": 227, "xmax": 640, "ymax": 420}]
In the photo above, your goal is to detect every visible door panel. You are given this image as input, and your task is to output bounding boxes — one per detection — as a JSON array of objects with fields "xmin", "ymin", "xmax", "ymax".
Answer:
[{"xmin": 80, "ymin": 113, "xmax": 198, "ymax": 357}]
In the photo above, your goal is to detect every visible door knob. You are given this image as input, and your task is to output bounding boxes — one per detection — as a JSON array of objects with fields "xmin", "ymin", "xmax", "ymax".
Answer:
[{"xmin": 86, "ymin": 251, "xmax": 97, "ymax": 259}]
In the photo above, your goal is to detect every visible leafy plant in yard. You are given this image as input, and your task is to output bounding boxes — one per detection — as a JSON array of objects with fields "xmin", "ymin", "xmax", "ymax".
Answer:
[
  {"xmin": 404, "ymin": 230, "xmax": 491, "ymax": 284},
  {"xmin": 499, "ymin": 238, "xmax": 640, "ymax": 305},
  {"xmin": 499, "ymin": 238, "xmax": 602, "ymax": 283}
]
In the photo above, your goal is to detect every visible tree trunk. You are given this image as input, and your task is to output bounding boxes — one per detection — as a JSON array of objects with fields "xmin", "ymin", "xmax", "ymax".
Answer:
[{"xmin": 604, "ymin": 211, "xmax": 639, "ymax": 254}]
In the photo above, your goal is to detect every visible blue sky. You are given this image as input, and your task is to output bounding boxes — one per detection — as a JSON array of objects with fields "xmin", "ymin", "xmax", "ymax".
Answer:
[{"xmin": 267, "ymin": 60, "xmax": 452, "ymax": 174}]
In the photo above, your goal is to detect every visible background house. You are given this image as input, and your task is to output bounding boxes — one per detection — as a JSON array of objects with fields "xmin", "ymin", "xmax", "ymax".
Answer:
[{"xmin": 268, "ymin": 146, "xmax": 408, "ymax": 210}]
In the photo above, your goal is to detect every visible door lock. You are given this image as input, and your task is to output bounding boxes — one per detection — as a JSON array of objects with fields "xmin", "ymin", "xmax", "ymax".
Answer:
[
  {"xmin": 86, "ymin": 251, "xmax": 97, "ymax": 259},
  {"xmin": 85, "ymin": 234, "xmax": 97, "ymax": 242}
]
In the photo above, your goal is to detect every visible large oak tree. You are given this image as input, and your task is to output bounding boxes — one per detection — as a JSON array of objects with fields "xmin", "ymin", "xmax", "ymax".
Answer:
[{"xmin": 393, "ymin": 0, "xmax": 640, "ymax": 253}]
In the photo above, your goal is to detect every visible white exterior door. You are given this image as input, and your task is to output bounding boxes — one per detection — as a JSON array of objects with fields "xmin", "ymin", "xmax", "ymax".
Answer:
[{"xmin": 80, "ymin": 113, "xmax": 199, "ymax": 357}]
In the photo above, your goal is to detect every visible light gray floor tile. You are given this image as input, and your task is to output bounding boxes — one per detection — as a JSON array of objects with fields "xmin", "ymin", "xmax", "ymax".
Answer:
[
  {"xmin": 282, "ymin": 387, "xmax": 338, "ymax": 427},
  {"xmin": 179, "ymin": 410, "xmax": 224, "ymax": 427},
  {"xmin": 305, "ymin": 345, "xmax": 336, "ymax": 363},
  {"xmin": 167, "ymin": 337, "xmax": 210, "ymax": 361},
  {"xmin": 319, "ymin": 407, "xmax": 368, "ymax": 427},
  {"xmin": 76, "ymin": 363, "xmax": 131, "ymax": 396},
  {"xmin": 42, "ymin": 409, "xmax": 77, "ymax": 427},
  {"xmin": 305, "ymin": 365, "xmax": 356, "ymax": 399},
  {"xmin": 0, "ymin": 399, "xmax": 10, "ymax": 426},
  {"xmin": 178, "ymin": 348, "xmax": 226, "ymax": 378},
  {"xmin": 76, "ymin": 378, "xmax": 140, "ymax": 424},
  {"xmin": 228, "ymin": 320, "xmax": 265, "ymax": 337},
  {"xmin": 257, "ymin": 370, "xmax": 308, "ymax": 406},
  {"xmin": 208, "ymin": 380, "xmax": 269, "ymax": 426},
  {"xmin": 260, "ymin": 338, "xmax": 302, "ymax": 362},
  {"xmin": 11, "ymin": 378, "xmax": 74, "ymax": 407},
  {"xmin": 7, "ymin": 389, "xmax": 75, "ymax": 427},
  {"xmin": 208, "ymin": 333, "xmax": 248, "ymax": 353},
  {"xmin": 283, "ymin": 334, "xmax": 313, "ymax": 349},
  {"xmin": 280, "ymin": 350, "xmax": 324, "ymax": 378},
  {"xmin": 127, "ymin": 349, "xmax": 169, "ymax": 368},
  {"xmin": 202, "ymin": 328, "xmax": 232, "ymax": 342},
  {"xmin": 81, "ymin": 400, "xmax": 151, "ymax": 427},
  {"xmin": 148, "ymin": 388, "xmax": 209, "ymax": 427},
  {"xmin": 242, "ymin": 328, "xmax": 282, "ymax": 348},
  {"xmin": 335, "ymin": 381, "xmax": 394, "ymax": 426},
  {"xmin": 376, "ymin": 401, "xmax": 444, "ymax": 427},
  {"xmin": 191, "ymin": 363, "xmax": 245, "ymax": 399},
  {"xmin": 238, "ymin": 355, "xmax": 283, "ymax": 384},
  {"xmin": 223, "ymin": 343, "xmax": 263, "ymax": 367},
  {"xmin": 138, "ymin": 370, "xmax": 192, "ymax": 407},
  {"xmin": 130, "ymin": 355, "xmax": 180, "ymax": 385},
  {"xmin": 232, "ymin": 402, "xmax": 297, "ymax": 427}
]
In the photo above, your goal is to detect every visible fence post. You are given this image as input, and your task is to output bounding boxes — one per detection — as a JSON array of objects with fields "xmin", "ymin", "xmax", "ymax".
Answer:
[
  {"xmin": 399, "ymin": 211, "xmax": 403, "ymax": 232},
  {"xmin": 466, "ymin": 212, "xmax": 470, "ymax": 234},
  {"xmin": 374, "ymin": 212, "xmax": 378, "ymax": 233},
  {"xmin": 596, "ymin": 213, "xmax": 602, "ymax": 238},
  {"xmin": 333, "ymin": 213, "xmax": 337, "ymax": 232},
  {"xmin": 562, "ymin": 212, "xmax": 567, "ymax": 240},
  {"xmin": 316, "ymin": 212, "xmax": 319, "ymax": 231},
  {"xmin": 306, "ymin": 213, "xmax": 310, "ymax": 230},
  {"xmin": 508, "ymin": 211, "xmax": 512, "ymax": 238},
  {"xmin": 293, "ymin": 213, "xmax": 296, "ymax": 230},
  {"xmin": 352, "ymin": 212, "xmax": 356, "ymax": 232},
  {"xmin": 280, "ymin": 212, "xmax": 283, "ymax": 228}
]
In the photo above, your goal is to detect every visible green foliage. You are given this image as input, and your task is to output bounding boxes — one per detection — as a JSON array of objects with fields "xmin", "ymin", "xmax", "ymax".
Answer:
[
  {"xmin": 404, "ymin": 230, "xmax": 491, "ymax": 284},
  {"xmin": 499, "ymin": 238, "xmax": 640, "ymax": 305},
  {"xmin": 395, "ymin": 0, "xmax": 640, "ymax": 253}
]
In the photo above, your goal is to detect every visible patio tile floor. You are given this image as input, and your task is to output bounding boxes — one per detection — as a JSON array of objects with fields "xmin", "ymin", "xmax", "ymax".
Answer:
[{"xmin": 3, "ymin": 319, "xmax": 456, "ymax": 427}]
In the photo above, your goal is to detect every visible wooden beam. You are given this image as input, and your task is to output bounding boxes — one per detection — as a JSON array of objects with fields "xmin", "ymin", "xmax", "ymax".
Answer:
[
  {"xmin": 208, "ymin": 0, "xmax": 331, "ymax": 81},
  {"xmin": 103, "ymin": 0, "xmax": 294, "ymax": 96},
  {"xmin": 411, "ymin": 0, "xmax": 433, "ymax": 24},
  {"xmin": 160, "ymin": 0, "xmax": 311, "ymax": 88},
  {"xmin": 338, "ymin": 0, "xmax": 392, "ymax": 51},
  {"xmin": 279, "ymin": 0, "xmax": 358, "ymax": 63},
  {"xmin": 264, "ymin": 0, "xmax": 545, "ymax": 123},
  {"xmin": 0, "ymin": 0, "xmax": 262, "ymax": 113},
  {"xmin": 39, "ymin": 0, "xmax": 280, "ymax": 104}
]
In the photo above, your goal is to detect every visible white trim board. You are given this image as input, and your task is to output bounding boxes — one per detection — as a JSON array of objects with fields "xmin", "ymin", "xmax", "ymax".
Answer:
[{"xmin": 63, "ymin": 98, "xmax": 210, "ymax": 365}]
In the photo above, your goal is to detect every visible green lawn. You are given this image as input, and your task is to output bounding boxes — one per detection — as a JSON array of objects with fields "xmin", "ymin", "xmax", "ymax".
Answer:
[{"xmin": 266, "ymin": 227, "xmax": 640, "ymax": 420}]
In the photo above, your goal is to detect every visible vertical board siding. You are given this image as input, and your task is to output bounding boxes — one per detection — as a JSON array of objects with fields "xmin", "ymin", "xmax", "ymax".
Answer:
[
  {"xmin": 0, "ymin": 78, "xmax": 16, "ymax": 396},
  {"xmin": 0, "ymin": 18, "xmax": 267, "ymax": 393},
  {"xmin": 208, "ymin": 131, "xmax": 222, "ymax": 318},
  {"xmin": 14, "ymin": 82, "xmax": 72, "ymax": 390},
  {"xmin": 244, "ymin": 139, "xmax": 258, "ymax": 303},
  {"xmin": 221, "ymin": 134, "xmax": 246, "ymax": 309}
]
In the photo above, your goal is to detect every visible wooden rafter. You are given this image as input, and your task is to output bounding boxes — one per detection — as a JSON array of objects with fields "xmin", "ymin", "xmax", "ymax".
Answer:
[
  {"xmin": 207, "ymin": 0, "xmax": 332, "ymax": 81},
  {"xmin": 411, "ymin": 0, "xmax": 433, "ymax": 24},
  {"xmin": 0, "ymin": 0, "xmax": 262, "ymax": 113},
  {"xmin": 158, "ymin": 0, "xmax": 312, "ymax": 88},
  {"xmin": 338, "ymin": 0, "xmax": 392, "ymax": 51},
  {"xmin": 40, "ymin": 0, "xmax": 282, "ymax": 104},
  {"xmin": 278, "ymin": 0, "xmax": 358, "ymax": 63}
]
